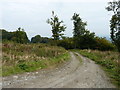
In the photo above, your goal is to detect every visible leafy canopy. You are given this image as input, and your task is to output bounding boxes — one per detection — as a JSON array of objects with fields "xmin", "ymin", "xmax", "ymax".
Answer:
[
  {"xmin": 71, "ymin": 13, "xmax": 87, "ymax": 37},
  {"xmin": 47, "ymin": 11, "xmax": 66, "ymax": 40},
  {"xmin": 106, "ymin": 0, "xmax": 120, "ymax": 52}
]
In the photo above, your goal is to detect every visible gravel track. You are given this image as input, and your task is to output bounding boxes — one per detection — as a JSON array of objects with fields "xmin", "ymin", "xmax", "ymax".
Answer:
[{"xmin": 2, "ymin": 52, "xmax": 115, "ymax": 88}]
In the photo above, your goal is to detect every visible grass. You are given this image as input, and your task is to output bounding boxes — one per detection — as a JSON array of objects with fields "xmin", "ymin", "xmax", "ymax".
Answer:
[
  {"xmin": 2, "ymin": 41, "xmax": 70, "ymax": 76},
  {"xmin": 76, "ymin": 49, "xmax": 120, "ymax": 88},
  {"xmin": 73, "ymin": 52, "xmax": 82, "ymax": 64}
]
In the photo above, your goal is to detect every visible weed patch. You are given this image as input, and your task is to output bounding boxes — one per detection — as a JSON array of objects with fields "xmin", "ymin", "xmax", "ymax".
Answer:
[{"xmin": 2, "ymin": 42, "xmax": 70, "ymax": 76}]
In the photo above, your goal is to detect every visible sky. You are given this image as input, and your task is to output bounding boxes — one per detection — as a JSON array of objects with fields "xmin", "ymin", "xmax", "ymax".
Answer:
[{"xmin": 0, "ymin": 0, "xmax": 113, "ymax": 40}]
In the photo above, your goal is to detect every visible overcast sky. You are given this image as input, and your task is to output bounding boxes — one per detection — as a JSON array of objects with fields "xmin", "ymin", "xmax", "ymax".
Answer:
[{"xmin": 1, "ymin": 0, "xmax": 113, "ymax": 39}]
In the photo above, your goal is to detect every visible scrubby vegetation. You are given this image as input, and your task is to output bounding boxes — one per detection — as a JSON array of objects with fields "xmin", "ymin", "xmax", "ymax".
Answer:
[
  {"xmin": 57, "ymin": 33, "xmax": 115, "ymax": 51},
  {"xmin": 76, "ymin": 49, "xmax": 120, "ymax": 87},
  {"xmin": 56, "ymin": 13, "xmax": 116, "ymax": 51},
  {"xmin": 1, "ymin": 28, "xmax": 29, "ymax": 44},
  {"xmin": 31, "ymin": 35, "xmax": 49, "ymax": 43},
  {"xmin": 95, "ymin": 37, "xmax": 116, "ymax": 51},
  {"xmin": 2, "ymin": 41, "xmax": 70, "ymax": 76}
]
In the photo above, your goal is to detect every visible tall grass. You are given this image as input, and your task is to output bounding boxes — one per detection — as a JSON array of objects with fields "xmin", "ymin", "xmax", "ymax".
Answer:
[
  {"xmin": 2, "ymin": 41, "xmax": 70, "ymax": 76},
  {"xmin": 77, "ymin": 49, "xmax": 120, "ymax": 88}
]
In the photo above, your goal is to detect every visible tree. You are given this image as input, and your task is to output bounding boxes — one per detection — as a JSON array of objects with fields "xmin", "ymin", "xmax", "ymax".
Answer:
[
  {"xmin": 47, "ymin": 11, "xmax": 66, "ymax": 40},
  {"xmin": 13, "ymin": 27, "xmax": 29, "ymax": 44},
  {"xmin": 57, "ymin": 37, "xmax": 74, "ymax": 49},
  {"xmin": 71, "ymin": 13, "xmax": 88, "ymax": 48},
  {"xmin": 31, "ymin": 35, "xmax": 49, "ymax": 43},
  {"xmin": 1, "ymin": 29, "xmax": 14, "ymax": 40},
  {"xmin": 31, "ymin": 35, "xmax": 42, "ymax": 43},
  {"xmin": 71, "ymin": 13, "xmax": 96, "ymax": 49},
  {"xmin": 71, "ymin": 13, "xmax": 87, "ymax": 37},
  {"xmin": 95, "ymin": 37, "xmax": 115, "ymax": 51},
  {"xmin": 106, "ymin": 0, "xmax": 120, "ymax": 52},
  {"xmin": 80, "ymin": 30, "xmax": 96, "ymax": 49},
  {"xmin": 1, "ymin": 28, "xmax": 29, "ymax": 43}
]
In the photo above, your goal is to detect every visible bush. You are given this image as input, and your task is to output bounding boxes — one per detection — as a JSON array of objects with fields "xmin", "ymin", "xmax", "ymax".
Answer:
[
  {"xmin": 1, "ymin": 28, "xmax": 29, "ymax": 44},
  {"xmin": 95, "ymin": 37, "xmax": 115, "ymax": 51},
  {"xmin": 31, "ymin": 35, "xmax": 49, "ymax": 43},
  {"xmin": 57, "ymin": 37, "xmax": 74, "ymax": 49},
  {"xmin": 19, "ymin": 63, "xmax": 29, "ymax": 71}
]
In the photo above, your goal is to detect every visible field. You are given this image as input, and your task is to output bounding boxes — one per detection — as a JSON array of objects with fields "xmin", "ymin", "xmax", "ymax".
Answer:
[
  {"xmin": 2, "ymin": 41, "xmax": 70, "ymax": 76},
  {"xmin": 1, "ymin": 41, "xmax": 120, "ymax": 88},
  {"xmin": 76, "ymin": 49, "xmax": 120, "ymax": 87}
]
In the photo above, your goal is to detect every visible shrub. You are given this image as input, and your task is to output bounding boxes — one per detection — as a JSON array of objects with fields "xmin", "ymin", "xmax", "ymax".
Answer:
[
  {"xmin": 57, "ymin": 37, "xmax": 74, "ymax": 49},
  {"xmin": 18, "ymin": 63, "xmax": 29, "ymax": 71},
  {"xmin": 95, "ymin": 37, "xmax": 115, "ymax": 51}
]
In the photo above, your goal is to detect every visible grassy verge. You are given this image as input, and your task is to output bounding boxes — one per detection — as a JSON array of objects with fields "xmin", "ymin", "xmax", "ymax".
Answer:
[
  {"xmin": 2, "ymin": 42, "xmax": 70, "ymax": 76},
  {"xmin": 76, "ymin": 49, "xmax": 120, "ymax": 88},
  {"xmin": 73, "ymin": 52, "xmax": 82, "ymax": 64}
]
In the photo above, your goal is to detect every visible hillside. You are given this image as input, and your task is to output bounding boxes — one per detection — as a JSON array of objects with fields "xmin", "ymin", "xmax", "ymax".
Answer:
[{"xmin": 2, "ymin": 41, "xmax": 70, "ymax": 76}]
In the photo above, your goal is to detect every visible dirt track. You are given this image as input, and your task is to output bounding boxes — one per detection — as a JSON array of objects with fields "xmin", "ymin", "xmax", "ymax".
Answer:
[{"xmin": 2, "ymin": 52, "xmax": 115, "ymax": 88}]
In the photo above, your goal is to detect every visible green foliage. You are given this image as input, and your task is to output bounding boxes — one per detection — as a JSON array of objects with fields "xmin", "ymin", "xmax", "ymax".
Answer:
[
  {"xmin": 71, "ymin": 13, "xmax": 87, "ymax": 37},
  {"xmin": 95, "ymin": 37, "xmax": 115, "ymax": 51},
  {"xmin": 57, "ymin": 37, "xmax": 74, "ymax": 49},
  {"xmin": 75, "ymin": 30, "xmax": 96, "ymax": 49},
  {"xmin": 1, "ymin": 29, "xmax": 14, "ymax": 40},
  {"xmin": 110, "ymin": 15, "xmax": 120, "ymax": 52},
  {"xmin": 78, "ymin": 50, "xmax": 120, "ymax": 87},
  {"xmin": 18, "ymin": 63, "xmax": 29, "ymax": 71},
  {"xmin": 106, "ymin": 0, "xmax": 120, "ymax": 52},
  {"xmin": 31, "ymin": 35, "xmax": 41, "ymax": 43},
  {"xmin": 2, "ymin": 42, "xmax": 70, "ymax": 76},
  {"xmin": 55, "ymin": 33, "xmax": 115, "ymax": 51},
  {"xmin": 71, "ymin": 13, "xmax": 97, "ymax": 49},
  {"xmin": 1, "ymin": 28, "xmax": 29, "ymax": 44},
  {"xmin": 13, "ymin": 27, "xmax": 29, "ymax": 43},
  {"xmin": 47, "ymin": 11, "xmax": 66, "ymax": 40},
  {"xmin": 31, "ymin": 35, "xmax": 49, "ymax": 43}
]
